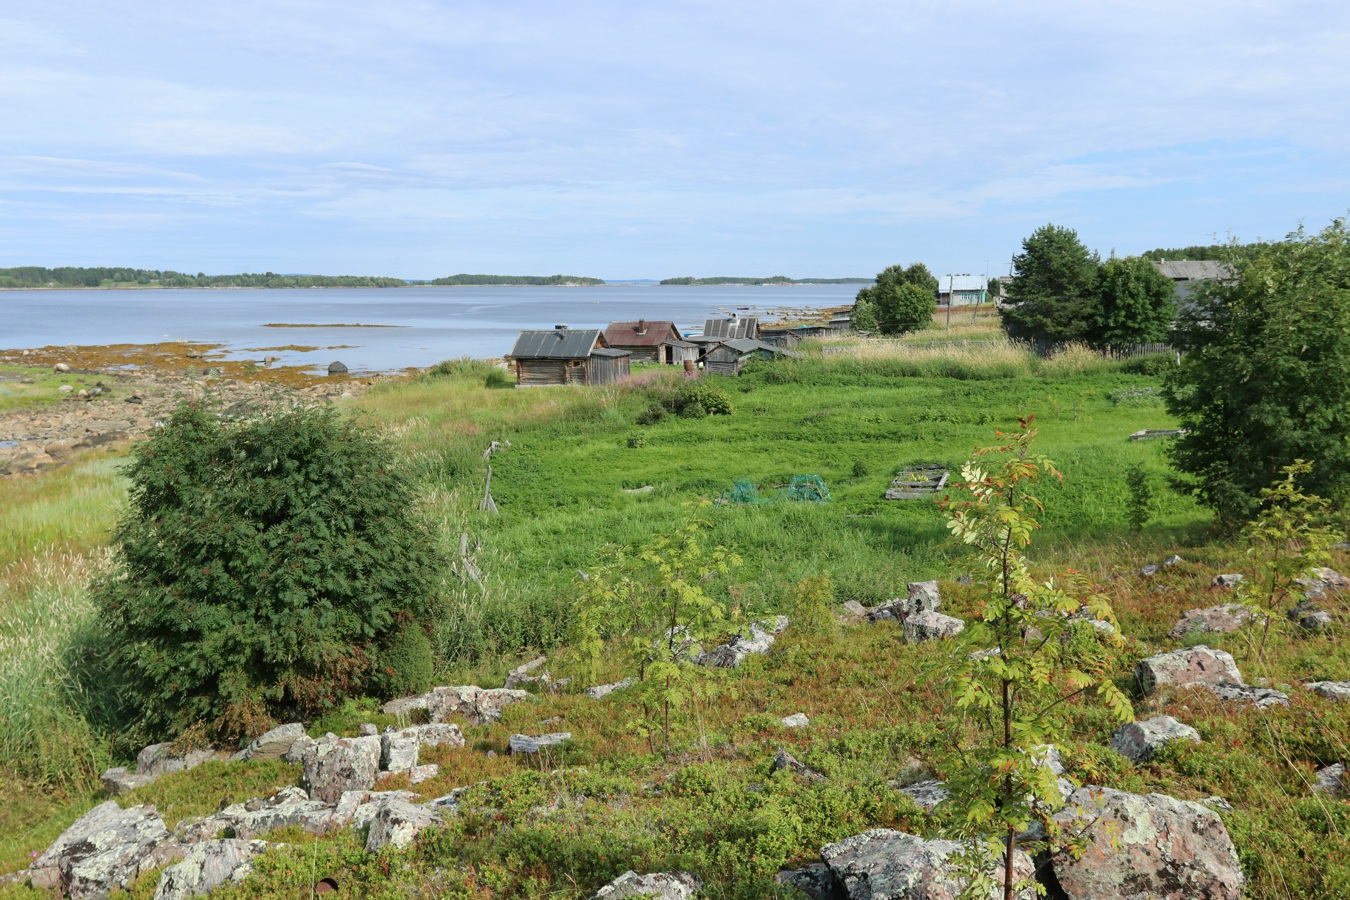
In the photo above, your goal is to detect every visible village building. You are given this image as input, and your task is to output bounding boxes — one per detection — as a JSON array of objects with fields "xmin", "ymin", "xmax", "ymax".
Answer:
[
  {"xmin": 703, "ymin": 338, "xmax": 801, "ymax": 377},
  {"xmin": 505, "ymin": 326, "xmax": 631, "ymax": 387},
  {"xmin": 602, "ymin": 320, "xmax": 698, "ymax": 365},
  {"xmin": 1152, "ymin": 259, "xmax": 1234, "ymax": 306},
  {"xmin": 937, "ymin": 275, "xmax": 988, "ymax": 306}
]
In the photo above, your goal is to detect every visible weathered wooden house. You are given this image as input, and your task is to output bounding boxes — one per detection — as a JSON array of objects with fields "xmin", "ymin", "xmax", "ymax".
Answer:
[
  {"xmin": 602, "ymin": 320, "xmax": 697, "ymax": 364},
  {"xmin": 703, "ymin": 338, "xmax": 801, "ymax": 376},
  {"xmin": 506, "ymin": 326, "xmax": 631, "ymax": 386}
]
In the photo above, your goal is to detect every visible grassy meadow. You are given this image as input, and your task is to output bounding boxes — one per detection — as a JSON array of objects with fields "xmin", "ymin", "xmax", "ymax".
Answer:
[{"xmin": 1, "ymin": 328, "xmax": 1348, "ymax": 898}]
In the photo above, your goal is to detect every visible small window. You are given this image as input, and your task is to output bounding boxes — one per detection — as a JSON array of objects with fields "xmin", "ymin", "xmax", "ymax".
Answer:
[{"xmin": 569, "ymin": 360, "xmax": 583, "ymax": 367}]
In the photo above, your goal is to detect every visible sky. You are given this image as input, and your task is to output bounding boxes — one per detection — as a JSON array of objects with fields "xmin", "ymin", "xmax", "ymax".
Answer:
[{"xmin": 2, "ymin": 0, "xmax": 1349, "ymax": 281}]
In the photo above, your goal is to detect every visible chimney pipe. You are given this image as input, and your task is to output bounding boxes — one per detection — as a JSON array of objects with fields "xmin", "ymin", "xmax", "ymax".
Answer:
[{"xmin": 638, "ymin": 319, "xmax": 646, "ymax": 335}]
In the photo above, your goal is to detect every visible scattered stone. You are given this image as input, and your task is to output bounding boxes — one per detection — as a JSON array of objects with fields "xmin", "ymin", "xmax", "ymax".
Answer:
[
  {"xmin": 1313, "ymin": 763, "xmax": 1346, "ymax": 797},
  {"xmin": 1296, "ymin": 567, "xmax": 1350, "ymax": 597},
  {"xmin": 302, "ymin": 734, "xmax": 382, "ymax": 803},
  {"xmin": 58, "ymin": 384, "xmax": 74, "ymax": 393},
  {"xmin": 771, "ymin": 749, "xmax": 825, "ymax": 782},
  {"xmin": 903, "ymin": 610, "xmax": 965, "ymax": 643},
  {"xmin": 1162, "ymin": 554, "xmax": 1183, "ymax": 567},
  {"xmin": 820, "ymin": 828, "xmax": 1034, "ymax": 900},
  {"xmin": 231, "ymin": 723, "xmax": 307, "ymax": 763},
  {"xmin": 1168, "ymin": 603, "xmax": 1254, "ymax": 639},
  {"xmin": 1110, "ymin": 716, "xmax": 1202, "ymax": 762},
  {"xmin": 1201, "ymin": 796, "xmax": 1234, "ymax": 814},
  {"xmin": 426, "ymin": 783, "xmax": 482, "ymax": 815},
  {"xmin": 774, "ymin": 863, "xmax": 840, "ymax": 900},
  {"xmin": 591, "ymin": 870, "xmax": 702, "ymax": 899},
  {"xmin": 54, "ymin": 362, "xmax": 71, "ymax": 373},
  {"xmin": 152, "ymin": 839, "xmax": 268, "ymax": 900},
  {"xmin": 283, "ymin": 734, "xmax": 316, "ymax": 764},
  {"xmin": 174, "ymin": 787, "xmax": 332, "ymax": 843},
  {"xmin": 840, "ymin": 600, "xmax": 867, "ymax": 618},
  {"xmin": 956, "ymin": 574, "xmax": 972, "ymax": 585},
  {"xmin": 1212, "ymin": 573, "xmax": 1244, "ymax": 588},
  {"xmin": 101, "ymin": 767, "xmax": 158, "ymax": 796},
  {"xmin": 29, "ymin": 800, "xmax": 181, "ymax": 898},
  {"xmin": 1134, "ymin": 645, "xmax": 1243, "ymax": 696},
  {"xmin": 1208, "ymin": 683, "xmax": 1290, "ymax": 708},
  {"xmin": 364, "ymin": 801, "xmax": 442, "ymax": 852},
  {"xmin": 504, "ymin": 655, "xmax": 549, "ymax": 689},
  {"xmin": 383, "ymin": 684, "xmax": 530, "ymax": 725},
  {"xmin": 1306, "ymin": 681, "xmax": 1350, "ymax": 702},
  {"xmin": 407, "ymin": 764, "xmax": 440, "ymax": 785},
  {"xmin": 327, "ymin": 361, "xmax": 348, "ymax": 376},
  {"xmin": 907, "ymin": 581, "xmax": 941, "ymax": 614},
  {"xmin": 1050, "ymin": 786, "xmax": 1243, "ymax": 900},
  {"xmin": 1288, "ymin": 599, "xmax": 1333, "ymax": 631},
  {"xmin": 1140, "ymin": 564, "xmax": 1159, "ymax": 577},
  {"xmin": 586, "ymin": 678, "xmax": 633, "ymax": 700},
  {"xmin": 508, "ymin": 732, "xmax": 572, "ymax": 754},
  {"xmin": 358, "ymin": 723, "xmax": 378, "ymax": 737},
  {"xmin": 136, "ymin": 743, "xmax": 222, "ymax": 779},
  {"xmin": 897, "ymin": 779, "xmax": 948, "ymax": 811},
  {"xmin": 781, "ymin": 713, "xmax": 810, "ymax": 728},
  {"xmin": 330, "ymin": 790, "xmax": 423, "ymax": 832},
  {"xmin": 622, "ymin": 485, "xmax": 655, "ymax": 494},
  {"xmin": 699, "ymin": 616, "xmax": 788, "ymax": 668},
  {"xmin": 381, "ymin": 724, "xmax": 465, "ymax": 773}
]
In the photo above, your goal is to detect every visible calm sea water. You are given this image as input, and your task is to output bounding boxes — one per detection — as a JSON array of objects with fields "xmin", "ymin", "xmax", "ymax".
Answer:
[{"xmin": 0, "ymin": 284, "xmax": 860, "ymax": 374}]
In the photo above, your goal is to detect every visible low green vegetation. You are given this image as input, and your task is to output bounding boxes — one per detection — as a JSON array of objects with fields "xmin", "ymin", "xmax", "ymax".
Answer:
[
  {"xmin": 659, "ymin": 276, "xmax": 871, "ymax": 285},
  {"xmin": 2, "ymin": 330, "xmax": 1349, "ymax": 898},
  {"xmin": 0, "ymin": 267, "xmax": 407, "ymax": 289},
  {"xmin": 430, "ymin": 274, "xmax": 605, "ymax": 286}
]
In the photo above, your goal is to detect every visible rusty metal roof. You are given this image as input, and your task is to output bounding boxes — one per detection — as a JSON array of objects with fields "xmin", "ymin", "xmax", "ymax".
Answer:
[{"xmin": 604, "ymin": 321, "xmax": 682, "ymax": 347}]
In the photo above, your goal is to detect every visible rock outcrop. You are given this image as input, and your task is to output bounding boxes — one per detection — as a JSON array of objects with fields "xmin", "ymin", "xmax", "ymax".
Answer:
[
  {"xmin": 820, "ymin": 828, "xmax": 1035, "ymax": 900},
  {"xmin": 1134, "ymin": 646, "xmax": 1243, "ymax": 695},
  {"xmin": 301, "ymin": 734, "xmax": 382, "ymax": 803},
  {"xmin": 230, "ymin": 723, "xmax": 307, "ymax": 763},
  {"xmin": 380, "ymin": 723, "xmax": 465, "ymax": 773},
  {"xmin": 1050, "ymin": 786, "xmax": 1244, "ymax": 899},
  {"xmin": 1306, "ymin": 681, "xmax": 1350, "ymax": 702},
  {"xmin": 591, "ymin": 870, "xmax": 702, "ymax": 899},
  {"xmin": 698, "ymin": 616, "xmax": 789, "ymax": 668},
  {"xmin": 152, "ymin": 839, "xmax": 269, "ymax": 900},
  {"xmin": 1167, "ymin": 604, "xmax": 1254, "ymax": 639},
  {"xmin": 383, "ymin": 684, "xmax": 530, "ymax": 725},
  {"xmin": 1110, "ymin": 716, "xmax": 1202, "ymax": 762},
  {"xmin": 508, "ymin": 732, "xmax": 572, "ymax": 754},
  {"xmin": 29, "ymin": 800, "xmax": 181, "ymax": 899},
  {"xmin": 364, "ymin": 801, "xmax": 442, "ymax": 852},
  {"xmin": 903, "ymin": 610, "xmax": 965, "ymax": 643}
]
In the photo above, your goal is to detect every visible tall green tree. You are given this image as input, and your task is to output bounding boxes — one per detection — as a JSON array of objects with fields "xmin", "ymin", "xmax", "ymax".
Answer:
[
  {"xmin": 1164, "ymin": 218, "xmax": 1350, "ymax": 525},
  {"xmin": 1089, "ymin": 255, "xmax": 1176, "ymax": 349},
  {"xmin": 1000, "ymin": 225, "xmax": 1100, "ymax": 346},
  {"xmin": 855, "ymin": 263, "xmax": 937, "ymax": 334}
]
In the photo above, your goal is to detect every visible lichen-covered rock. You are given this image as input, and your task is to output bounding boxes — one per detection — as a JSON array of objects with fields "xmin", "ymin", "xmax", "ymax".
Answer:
[
  {"xmin": 698, "ymin": 617, "xmax": 789, "ymax": 668},
  {"xmin": 1134, "ymin": 646, "xmax": 1243, "ymax": 696},
  {"xmin": 174, "ymin": 787, "xmax": 332, "ymax": 843},
  {"xmin": 1110, "ymin": 716, "xmax": 1202, "ymax": 762},
  {"xmin": 775, "ymin": 863, "xmax": 842, "ymax": 899},
  {"xmin": 504, "ymin": 656, "xmax": 549, "ymax": 689},
  {"xmin": 152, "ymin": 839, "xmax": 268, "ymax": 900},
  {"xmin": 820, "ymin": 828, "xmax": 1035, "ymax": 899},
  {"xmin": 384, "ymin": 684, "xmax": 530, "ymax": 725},
  {"xmin": 907, "ymin": 581, "xmax": 942, "ymax": 615},
  {"xmin": 364, "ymin": 801, "xmax": 441, "ymax": 852},
  {"xmin": 472, "ymin": 687, "xmax": 532, "ymax": 724},
  {"xmin": 840, "ymin": 600, "xmax": 868, "ymax": 618},
  {"xmin": 408, "ymin": 764, "xmax": 440, "ymax": 784},
  {"xmin": 1306, "ymin": 681, "xmax": 1350, "ymax": 702},
  {"xmin": 772, "ymin": 749, "xmax": 825, "ymax": 782},
  {"xmin": 100, "ymin": 767, "xmax": 157, "ymax": 796},
  {"xmin": 1212, "ymin": 573, "xmax": 1244, "ymax": 588},
  {"xmin": 380, "ymin": 723, "xmax": 465, "ymax": 772},
  {"xmin": 1167, "ymin": 604, "xmax": 1254, "ymax": 639},
  {"xmin": 136, "ymin": 743, "xmax": 222, "ymax": 778},
  {"xmin": 29, "ymin": 800, "xmax": 181, "ymax": 898},
  {"xmin": 508, "ymin": 732, "xmax": 572, "ymax": 754},
  {"xmin": 903, "ymin": 610, "xmax": 964, "ymax": 643},
  {"xmin": 591, "ymin": 870, "xmax": 702, "ymax": 899},
  {"xmin": 1208, "ymin": 683, "xmax": 1290, "ymax": 708},
  {"xmin": 897, "ymin": 780, "xmax": 948, "ymax": 811},
  {"xmin": 781, "ymin": 713, "xmax": 810, "ymax": 728},
  {"xmin": 302, "ymin": 734, "xmax": 382, "ymax": 803},
  {"xmin": 1296, "ymin": 566, "xmax": 1350, "ymax": 597},
  {"xmin": 230, "ymin": 723, "xmax": 307, "ymax": 763},
  {"xmin": 1313, "ymin": 763, "xmax": 1346, "ymax": 797},
  {"xmin": 586, "ymin": 678, "xmax": 633, "ymax": 700},
  {"xmin": 1050, "ymin": 786, "xmax": 1243, "ymax": 899}
]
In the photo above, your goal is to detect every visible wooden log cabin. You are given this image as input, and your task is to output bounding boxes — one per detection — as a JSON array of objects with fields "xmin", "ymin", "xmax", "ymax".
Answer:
[
  {"xmin": 506, "ymin": 326, "xmax": 632, "ymax": 386},
  {"xmin": 702, "ymin": 338, "xmax": 801, "ymax": 376},
  {"xmin": 603, "ymin": 320, "xmax": 697, "ymax": 364}
]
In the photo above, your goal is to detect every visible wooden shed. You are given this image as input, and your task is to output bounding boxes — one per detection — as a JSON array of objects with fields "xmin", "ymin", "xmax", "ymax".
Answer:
[
  {"xmin": 603, "ymin": 320, "xmax": 691, "ymax": 364},
  {"xmin": 506, "ymin": 326, "xmax": 631, "ymax": 386},
  {"xmin": 703, "ymin": 338, "xmax": 801, "ymax": 376}
]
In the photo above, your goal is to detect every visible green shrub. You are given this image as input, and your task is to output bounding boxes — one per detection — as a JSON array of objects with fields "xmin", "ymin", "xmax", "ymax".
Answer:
[
  {"xmin": 635, "ymin": 402, "xmax": 666, "ymax": 426},
  {"xmin": 679, "ymin": 401, "xmax": 708, "ymax": 419},
  {"xmin": 673, "ymin": 379, "xmax": 733, "ymax": 416},
  {"xmin": 626, "ymin": 433, "xmax": 647, "ymax": 449},
  {"xmin": 93, "ymin": 402, "xmax": 445, "ymax": 743},
  {"xmin": 1119, "ymin": 353, "xmax": 1174, "ymax": 376},
  {"xmin": 373, "ymin": 619, "xmax": 436, "ymax": 699}
]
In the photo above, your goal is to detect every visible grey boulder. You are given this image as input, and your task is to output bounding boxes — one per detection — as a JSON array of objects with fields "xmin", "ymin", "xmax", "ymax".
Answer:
[
  {"xmin": 508, "ymin": 732, "xmax": 572, "ymax": 754},
  {"xmin": 382, "ymin": 684, "xmax": 530, "ymax": 725},
  {"xmin": 301, "ymin": 734, "xmax": 382, "ymax": 803},
  {"xmin": 820, "ymin": 828, "xmax": 1035, "ymax": 899},
  {"xmin": 136, "ymin": 743, "xmax": 222, "ymax": 778},
  {"xmin": 775, "ymin": 863, "xmax": 842, "ymax": 899},
  {"xmin": 699, "ymin": 616, "xmax": 789, "ymax": 669},
  {"xmin": 1211, "ymin": 573, "xmax": 1244, "ymax": 588},
  {"xmin": 592, "ymin": 870, "xmax": 702, "ymax": 899},
  {"xmin": 174, "ymin": 786, "xmax": 332, "ymax": 843},
  {"xmin": 30, "ymin": 800, "xmax": 181, "ymax": 899},
  {"xmin": 381, "ymin": 723, "xmax": 465, "ymax": 772},
  {"xmin": 1288, "ymin": 599, "xmax": 1333, "ymax": 631},
  {"xmin": 781, "ymin": 713, "xmax": 810, "ymax": 728},
  {"xmin": 897, "ymin": 779, "xmax": 948, "ymax": 811},
  {"xmin": 1306, "ymin": 681, "xmax": 1350, "ymax": 702},
  {"xmin": 903, "ymin": 610, "xmax": 965, "ymax": 643},
  {"xmin": 586, "ymin": 678, "xmax": 634, "ymax": 700},
  {"xmin": 1110, "ymin": 716, "xmax": 1202, "ymax": 762},
  {"xmin": 364, "ymin": 801, "xmax": 442, "ymax": 852},
  {"xmin": 1167, "ymin": 604, "xmax": 1254, "ymax": 639},
  {"xmin": 1313, "ymin": 763, "xmax": 1346, "ymax": 797},
  {"xmin": 231, "ymin": 722, "xmax": 307, "ymax": 763},
  {"xmin": 1050, "ymin": 786, "xmax": 1243, "ymax": 899},
  {"xmin": 152, "ymin": 839, "xmax": 268, "ymax": 900},
  {"xmin": 772, "ymin": 749, "xmax": 825, "ymax": 782},
  {"xmin": 1208, "ymin": 683, "xmax": 1290, "ymax": 708},
  {"xmin": 1134, "ymin": 646, "xmax": 1243, "ymax": 696},
  {"xmin": 100, "ymin": 768, "xmax": 157, "ymax": 796}
]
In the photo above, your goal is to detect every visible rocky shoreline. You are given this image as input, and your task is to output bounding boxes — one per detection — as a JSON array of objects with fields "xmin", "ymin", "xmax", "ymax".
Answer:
[{"xmin": 0, "ymin": 343, "xmax": 376, "ymax": 478}]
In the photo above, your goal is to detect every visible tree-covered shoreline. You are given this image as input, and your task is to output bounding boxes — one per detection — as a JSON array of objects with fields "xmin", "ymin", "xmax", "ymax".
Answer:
[
  {"xmin": 660, "ymin": 275, "xmax": 871, "ymax": 285},
  {"xmin": 0, "ymin": 267, "xmax": 610, "ymax": 289}
]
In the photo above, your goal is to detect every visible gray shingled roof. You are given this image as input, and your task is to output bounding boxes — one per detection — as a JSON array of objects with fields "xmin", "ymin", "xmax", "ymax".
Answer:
[
  {"xmin": 717, "ymin": 338, "xmax": 803, "ymax": 358},
  {"xmin": 507, "ymin": 328, "xmax": 602, "ymax": 359},
  {"xmin": 702, "ymin": 317, "xmax": 758, "ymax": 339},
  {"xmin": 589, "ymin": 347, "xmax": 631, "ymax": 358}
]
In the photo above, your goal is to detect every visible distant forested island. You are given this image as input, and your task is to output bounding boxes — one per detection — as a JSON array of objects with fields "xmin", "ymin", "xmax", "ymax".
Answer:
[
  {"xmin": 0, "ymin": 267, "xmax": 407, "ymax": 289},
  {"xmin": 429, "ymin": 274, "xmax": 605, "ymax": 285},
  {"xmin": 659, "ymin": 276, "xmax": 871, "ymax": 285}
]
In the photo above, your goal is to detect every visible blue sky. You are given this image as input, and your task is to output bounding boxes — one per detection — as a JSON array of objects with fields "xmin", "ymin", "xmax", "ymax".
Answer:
[{"xmin": 2, "ymin": 1, "xmax": 1348, "ymax": 280}]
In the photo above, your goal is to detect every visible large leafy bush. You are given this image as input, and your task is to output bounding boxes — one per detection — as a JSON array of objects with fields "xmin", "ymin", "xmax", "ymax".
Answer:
[{"xmin": 95, "ymin": 402, "xmax": 444, "ymax": 742}]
